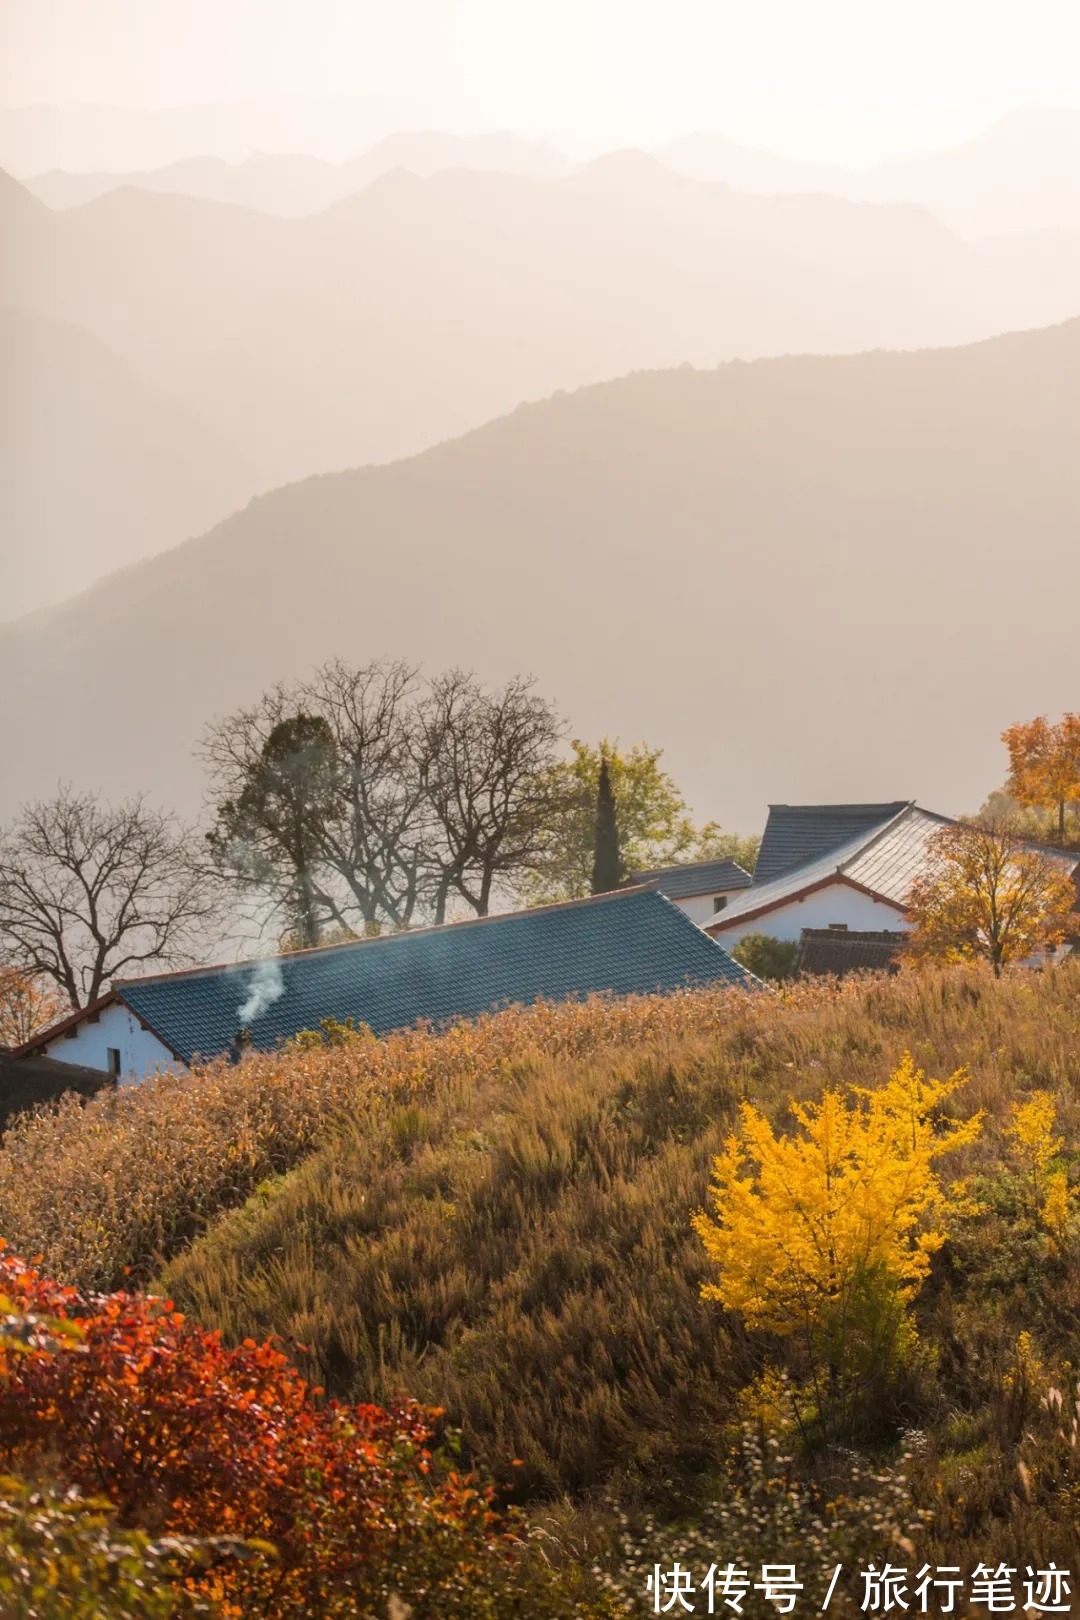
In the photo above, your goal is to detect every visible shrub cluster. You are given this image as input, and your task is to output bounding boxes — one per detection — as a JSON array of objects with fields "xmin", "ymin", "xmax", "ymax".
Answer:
[{"xmin": 0, "ymin": 1246, "xmax": 616, "ymax": 1617}]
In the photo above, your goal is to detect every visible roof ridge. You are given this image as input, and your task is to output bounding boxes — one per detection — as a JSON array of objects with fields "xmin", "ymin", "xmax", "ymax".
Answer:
[
  {"xmin": 765, "ymin": 800, "xmax": 911, "ymax": 814},
  {"xmin": 110, "ymin": 884, "xmax": 661, "ymax": 990},
  {"xmin": 635, "ymin": 854, "xmax": 748, "ymax": 871},
  {"xmin": 835, "ymin": 800, "xmax": 923, "ymax": 875},
  {"xmin": 633, "ymin": 856, "xmax": 752, "ymax": 881}
]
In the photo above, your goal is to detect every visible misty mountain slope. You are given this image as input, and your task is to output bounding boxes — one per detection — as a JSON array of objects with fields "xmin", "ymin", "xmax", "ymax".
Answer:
[
  {"xmin": 1, "ymin": 318, "xmax": 1077, "ymax": 833},
  {"xmin": 662, "ymin": 106, "xmax": 1080, "ymax": 237},
  {"xmin": 0, "ymin": 306, "xmax": 259, "ymax": 619},
  {"xmin": 12, "ymin": 105, "xmax": 1080, "ymax": 237},
  {"xmin": 3, "ymin": 162, "xmax": 1078, "ymax": 501},
  {"xmin": 659, "ymin": 133, "xmax": 855, "ymax": 197},
  {"xmin": 25, "ymin": 132, "xmax": 574, "ymax": 216},
  {"xmin": 866, "ymin": 106, "xmax": 1080, "ymax": 237},
  {"xmin": 0, "ymin": 103, "xmax": 574, "ymax": 180}
]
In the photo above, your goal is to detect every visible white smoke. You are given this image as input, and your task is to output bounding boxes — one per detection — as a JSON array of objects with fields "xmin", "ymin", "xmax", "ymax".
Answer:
[{"xmin": 237, "ymin": 958, "xmax": 285, "ymax": 1025}]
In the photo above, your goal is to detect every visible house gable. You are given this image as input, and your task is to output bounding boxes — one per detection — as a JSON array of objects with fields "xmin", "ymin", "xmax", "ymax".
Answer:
[
  {"xmin": 31, "ymin": 998, "xmax": 182, "ymax": 1085},
  {"xmin": 708, "ymin": 875, "xmax": 908, "ymax": 945}
]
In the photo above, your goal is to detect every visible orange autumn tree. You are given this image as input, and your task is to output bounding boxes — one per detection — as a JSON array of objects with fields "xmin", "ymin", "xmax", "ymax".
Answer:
[
  {"xmin": 1002, "ymin": 714, "xmax": 1080, "ymax": 841},
  {"xmin": 0, "ymin": 1247, "xmax": 564, "ymax": 1619},
  {"xmin": 0, "ymin": 965, "xmax": 67, "ymax": 1048},
  {"xmin": 906, "ymin": 821, "xmax": 1078, "ymax": 976}
]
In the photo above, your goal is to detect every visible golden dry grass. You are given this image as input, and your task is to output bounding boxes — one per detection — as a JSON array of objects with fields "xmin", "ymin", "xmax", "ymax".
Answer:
[
  {"xmin": 5, "ymin": 963, "xmax": 1080, "ymax": 1298},
  {"xmin": 149, "ymin": 962, "xmax": 1080, "ymax": 1506},
  {"xmin": 7, "ymin": 961, "xmax": 1080, "ymax": 1583}
]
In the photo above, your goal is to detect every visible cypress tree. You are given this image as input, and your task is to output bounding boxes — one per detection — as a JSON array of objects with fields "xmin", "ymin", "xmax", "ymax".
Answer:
[{"xmin": 590, "ymin": 755, "xmax": 625, "ymax": 894}]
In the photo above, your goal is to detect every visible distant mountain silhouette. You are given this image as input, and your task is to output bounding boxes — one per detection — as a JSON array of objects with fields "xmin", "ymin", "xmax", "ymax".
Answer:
[
  {"xmin": 0, "ymin": 102, "xmax": 520, "ymax": 175},
  {"xmin": 658, "ymin": 132, "xmax": 853, "ymax": 197},
  {"xmin": 1, "ymin": 319, "xmax": 1077, "ymax": 835},
  {"xmin": 25, "ymin": 132, "xmax": 573, "ymax": 216},
  {"xmin": 0, "ymin": 306, "xmax": 257, "ymax": 619},
  {"xmin": 4, "ymin": 161, "xmax": 1077, "ymax": 514},
  {"xmin": 865, "ymin": 106, "xmax": 1080, "ymax": 237},
  {"xmin": 663, "ymin": 106, "xmax": 1080, "ymax": 238}
]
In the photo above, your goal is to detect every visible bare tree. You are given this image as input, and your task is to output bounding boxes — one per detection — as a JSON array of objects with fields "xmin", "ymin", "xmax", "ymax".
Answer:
[
  {"xmin": 202, "ymin": 661, "xmax": 430, "ymax": 939},
  {"xmin": 418, "ymin": 672, "xmax": 565, "ymax": 922},
  {"xmin": 300, "ymin": 659, "xmax": 431, "ymax": 931},
  {"xmin": 203, "ymin": 664, "xmax": 565, "ymax": 937},
  {"xmin": 0, "ymin": 787, "xmax": 220, "ymax": 1008}
]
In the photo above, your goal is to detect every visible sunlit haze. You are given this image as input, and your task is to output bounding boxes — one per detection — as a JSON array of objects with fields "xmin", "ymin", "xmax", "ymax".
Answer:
[{"xmin": 2, "ymin": 0, "xmax": 1079, "ymax": 163}]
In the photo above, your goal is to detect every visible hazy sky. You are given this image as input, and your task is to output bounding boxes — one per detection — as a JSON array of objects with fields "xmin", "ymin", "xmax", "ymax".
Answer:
[{"xmin": 2, "ymin": 0, "xmax": 1079, "ymax": 162}]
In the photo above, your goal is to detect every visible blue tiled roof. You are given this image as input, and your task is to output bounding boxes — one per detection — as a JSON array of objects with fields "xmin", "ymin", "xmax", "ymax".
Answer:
[
  {"xmin": 115, "ymin": 887, "xmax": 754, "ymax": 1064},
  {"xmin": 632, "ymin": 858, "xmax": 754, "ymax": 899},
  {"xmin": 753, "ymin": 803, "xmax": 911, "ymax": 886}
]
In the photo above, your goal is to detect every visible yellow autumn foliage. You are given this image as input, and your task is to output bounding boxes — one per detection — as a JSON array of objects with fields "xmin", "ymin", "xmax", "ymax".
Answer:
[
  {"xmin": 693, "ymin": 1054, "xmax": 981, "ymax": 1360},
  {"xmin": 1008, "ymin": 1090, "xmax": 1076, "ymax": 1241},
  {"xmin": 1009, "ymin": 1091, "xmax": 1063, "ymax": 1181}
]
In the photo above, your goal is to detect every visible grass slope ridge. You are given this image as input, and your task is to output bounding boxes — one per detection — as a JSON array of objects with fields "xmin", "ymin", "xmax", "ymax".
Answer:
[{"xmin": 1, "ymin": 318, "xmax": 1079, "ymax": 825}]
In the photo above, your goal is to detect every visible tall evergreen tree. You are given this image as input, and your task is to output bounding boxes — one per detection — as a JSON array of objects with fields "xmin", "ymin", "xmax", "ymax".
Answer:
[
  {"xmin": 206, "ymin": 713, "xmax": 341, "ymax": 949},
  {"xmin": 590, "ymin": 755, "xmax": 625, "ymax": 894}
]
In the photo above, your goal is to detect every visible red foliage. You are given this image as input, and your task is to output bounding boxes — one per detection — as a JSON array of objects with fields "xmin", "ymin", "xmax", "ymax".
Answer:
[{"xmin": 0, "ymin": 1246, "xmax": 510, "ymax": 1615}]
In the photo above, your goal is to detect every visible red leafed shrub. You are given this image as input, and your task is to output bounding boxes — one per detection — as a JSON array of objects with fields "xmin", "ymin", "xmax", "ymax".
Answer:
[{"xmin": 0, "ymin": 1247, "xmax": 531, "ymax": 1618}]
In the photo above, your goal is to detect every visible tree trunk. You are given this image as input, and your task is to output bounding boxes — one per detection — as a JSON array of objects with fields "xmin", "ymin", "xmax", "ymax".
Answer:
[
  {"xmin": 298, "ymin": 866, "xmax": 320, "ymax": 948},
  {"xmin": 434, "ymin": 872, "xmax": 453, "ymax": 926}
]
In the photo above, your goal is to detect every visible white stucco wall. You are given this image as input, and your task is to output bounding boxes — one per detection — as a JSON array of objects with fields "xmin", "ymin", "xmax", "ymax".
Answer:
[
  {"xmin": 674, "ymin": 886, "xmax": 750, "ymax": 926},
  {"xmin": 41, "ymin": 1001, "xmax": 183, "ymax": 1087},
  {"xmin": 709, "ymin": 880, "xmax": 909, "ymax": 947}
]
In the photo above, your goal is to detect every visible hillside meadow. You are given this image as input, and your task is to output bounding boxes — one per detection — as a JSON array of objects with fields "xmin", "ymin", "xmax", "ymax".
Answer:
[{"xmin": 5, "ymin": 964, "xmax": 1080, "ymax": 1610}]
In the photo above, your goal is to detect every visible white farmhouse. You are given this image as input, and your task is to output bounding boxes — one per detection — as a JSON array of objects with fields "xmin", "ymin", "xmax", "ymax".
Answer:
[{"xmin": 703, "ymin": 800, "xmax": 1080, "ymax": 951}]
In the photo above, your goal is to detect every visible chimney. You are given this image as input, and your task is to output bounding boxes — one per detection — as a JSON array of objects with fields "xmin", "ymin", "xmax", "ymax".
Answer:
[{"xmin": 229, "ymin": 1027, "xmax": 253, "ymax": 1065}]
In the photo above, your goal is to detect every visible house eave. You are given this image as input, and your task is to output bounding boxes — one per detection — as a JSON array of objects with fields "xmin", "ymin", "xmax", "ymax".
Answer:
[{"xmin": 705, "ymin": 873, "xmax": 908, "ymax": 935}]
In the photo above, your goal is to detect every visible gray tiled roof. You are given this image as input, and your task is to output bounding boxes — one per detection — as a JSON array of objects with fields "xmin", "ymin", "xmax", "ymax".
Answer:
[
  {"xmin": 795, "ymin": 929, "xmax": 908, "ymax": 978},
  {"xmin": 754, "ymin": 802, "xmax": 911, "ymax": 885},
  {"xmin": 709, "ymin": 803, "xmax": 1080, "ymax": 934},
  {"xmin": 114, "ymin": 886, "xmax": 755, "ymax": 1065},
  {"xmin": 632, "ymin": 858, "xmax": 754, "ymax": 900},
  {"xmin": 1, "ymin": 1051, "xmax": 111, "ymax": 1134},
  {"xmin": 841, "ymin": 806, "xmax": 956, "ymax": 902}
]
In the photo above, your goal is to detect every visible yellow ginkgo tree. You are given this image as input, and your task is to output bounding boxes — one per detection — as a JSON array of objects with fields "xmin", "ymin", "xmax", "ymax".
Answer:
[
  {"xmin": 693, "ymin": 1055, "xmax": 982, "ymax": 1425},
  {"xmin": 1008, "ymin": 1090, "xmax": 1076, "ymax": 1245}
]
